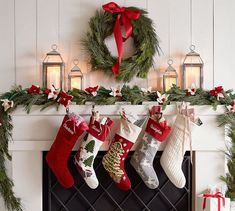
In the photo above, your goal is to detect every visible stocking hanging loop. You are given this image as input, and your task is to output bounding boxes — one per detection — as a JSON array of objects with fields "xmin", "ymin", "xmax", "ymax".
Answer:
[{"xmin": 66, "ymin": 106, "xmax": 70, "ymax": 115}]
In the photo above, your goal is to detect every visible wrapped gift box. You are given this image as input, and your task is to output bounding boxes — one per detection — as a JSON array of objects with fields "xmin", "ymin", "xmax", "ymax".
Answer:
[{"xmin": 197, "ymin": 193, "xmax": 230, "ymax": 211}]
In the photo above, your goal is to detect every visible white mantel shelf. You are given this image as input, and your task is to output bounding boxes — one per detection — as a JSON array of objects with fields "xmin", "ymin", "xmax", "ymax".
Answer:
[
  {"xmin": 9, "ymin": 104, "xmax": 226, "ymax": 151},
  {"xmin": 9, "ymin": 104, "xmax": 227, "ymax": 211}
]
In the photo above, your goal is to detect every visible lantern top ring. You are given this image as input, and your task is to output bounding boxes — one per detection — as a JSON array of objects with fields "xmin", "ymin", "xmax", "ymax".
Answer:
[
  {"xmin": 167, "ymin": 59, "xmax": 173, "ymax": 65},
  {"xmin": 73, "ymin": 59, "xmax": 79, "ymax": 66},
  {"xmin": 190, "ymin": 44, "xmax": 195, "ymax": 51},
  {"xmin": 51, "ymin": 44, "xmax": 58, "ymax": 51}
]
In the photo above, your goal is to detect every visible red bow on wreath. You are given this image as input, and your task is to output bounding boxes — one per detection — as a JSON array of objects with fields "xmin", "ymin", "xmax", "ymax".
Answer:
[
  {"xmin": 102, "ymin": 2, "xmax": 141, "ymax": 75},
  {"xmin": 203, "ymin": 192, "xmax": 225, "ymax": 211}
]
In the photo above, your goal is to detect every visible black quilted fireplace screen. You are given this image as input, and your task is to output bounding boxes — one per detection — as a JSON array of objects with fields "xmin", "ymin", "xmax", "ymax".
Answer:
[{"xmin": 43, "ymin": 152, "xmax": 192, "ymax": 211}]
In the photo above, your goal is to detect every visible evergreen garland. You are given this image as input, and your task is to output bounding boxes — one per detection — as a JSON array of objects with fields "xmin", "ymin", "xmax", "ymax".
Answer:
[
  {"xmin": 0, "ymin": 107, "xmax": 22, "ymax": 211},
  {"xmin": 0, "ymin": 84, "xmax": 235, "ymax": 210},
  {"xmin": 82, "ymin": 8, "xmax": 160, "ymax": 82},
  {"xmin": 218, "ymin": 112, "xmax": 235, "ymax": 200}
]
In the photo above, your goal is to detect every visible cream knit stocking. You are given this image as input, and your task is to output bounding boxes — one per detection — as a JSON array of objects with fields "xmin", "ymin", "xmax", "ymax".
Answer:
[{"xmin": 160, "ymin": 103, "xmax": 195, "ymax": 188}]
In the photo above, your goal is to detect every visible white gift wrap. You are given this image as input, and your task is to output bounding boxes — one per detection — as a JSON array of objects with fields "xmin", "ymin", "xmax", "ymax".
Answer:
[{"xmin": 197, "ymin": 195, "xmax": 230, "ymax": 211}]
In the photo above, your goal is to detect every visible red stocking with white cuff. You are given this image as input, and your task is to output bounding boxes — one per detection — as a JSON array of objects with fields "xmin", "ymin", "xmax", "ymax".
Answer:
[{"xmin": 46, "ymin": 113, "xmax": 88, "ymax": 188}]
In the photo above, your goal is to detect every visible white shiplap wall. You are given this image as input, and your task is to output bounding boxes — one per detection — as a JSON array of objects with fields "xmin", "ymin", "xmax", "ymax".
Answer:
[{"xmin": 0, "ymin": 0, "xmax": 234, "ymax": 93}]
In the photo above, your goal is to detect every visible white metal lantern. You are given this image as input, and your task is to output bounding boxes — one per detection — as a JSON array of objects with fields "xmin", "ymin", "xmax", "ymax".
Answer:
[
  {"xmin": 68, "ymin": 59, "xmax": 83, "ymax": 90},
  {"xmin": 42, "ymin": 44, "xmax": 64, "ymax": 89},
  {"xmin": 163, "ymin": 59, "xmax": 178, "ymax": 92},
  {"xmin": 183, "ymin": 45, "xmax": 203, "ymax": 89}
]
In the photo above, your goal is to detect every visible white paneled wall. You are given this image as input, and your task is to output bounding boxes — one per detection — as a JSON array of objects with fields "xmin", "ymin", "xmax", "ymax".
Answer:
[
  {"xmin": 0, "ymin": 0, "xmax": 234, "ymax": 92},
  {"xmin": 0, "ymin": 0, "xmax": 15, "ymax": 90},
  {"xmin": 214, "ymin": 0, "xmax": 235, "ymax": 90}
]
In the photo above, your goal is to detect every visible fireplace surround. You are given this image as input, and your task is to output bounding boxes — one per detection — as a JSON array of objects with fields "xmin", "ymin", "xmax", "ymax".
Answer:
[{"xmin": 9, "ymin": 104, "xmax": 226, "ymax": 211}]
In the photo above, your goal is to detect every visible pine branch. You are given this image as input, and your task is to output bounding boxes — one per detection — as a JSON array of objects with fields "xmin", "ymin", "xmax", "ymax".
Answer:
[
  {"xmin": 0, "ymin": 107, "xmax": 23, "ymax": 210},
  {"xmin": 121, "ymin": 85, "xmax": 145, "ymax": 104},
  {"xmin": 218, "ymin": 113, "xmax": 235, "ymax": 200},
  {"xmin": 0, "ymin": 154, "xmax": 22, "ymax": 211}
]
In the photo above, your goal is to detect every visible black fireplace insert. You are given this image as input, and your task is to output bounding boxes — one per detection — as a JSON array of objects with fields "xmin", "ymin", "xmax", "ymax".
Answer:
[{"xmin": 43, "ymin": 151, "xmax": 192, "ymax": 211}]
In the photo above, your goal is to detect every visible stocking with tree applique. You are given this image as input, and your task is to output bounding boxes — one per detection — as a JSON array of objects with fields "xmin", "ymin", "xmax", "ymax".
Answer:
[
  {"xmin": 102, "ymin": 114, "xmax": 141, "ymax": 191},
  {"xmin": 74, "ymin": 109, "xmax": 114, "ymax": 189}
]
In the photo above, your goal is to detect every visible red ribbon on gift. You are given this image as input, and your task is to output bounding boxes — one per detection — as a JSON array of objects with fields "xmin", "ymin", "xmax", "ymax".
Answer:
[
  {"xmin": 203, "ymin": 192, "xmax": 225, "ymax": 211},
  {"xmin": 102, "ymin": 2, "xmax": 141, "ymax": 74}
]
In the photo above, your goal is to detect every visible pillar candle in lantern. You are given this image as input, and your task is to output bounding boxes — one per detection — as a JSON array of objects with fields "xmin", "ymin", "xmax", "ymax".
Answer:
[{"xmin": 184, "ymin": 66, "xmax": 201, "ymax": 89}]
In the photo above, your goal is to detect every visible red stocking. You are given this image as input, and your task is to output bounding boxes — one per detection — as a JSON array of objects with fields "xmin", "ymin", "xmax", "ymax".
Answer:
[{"xmin": 46, "ymin": 113, "xmax": 88, "ymax": 188}]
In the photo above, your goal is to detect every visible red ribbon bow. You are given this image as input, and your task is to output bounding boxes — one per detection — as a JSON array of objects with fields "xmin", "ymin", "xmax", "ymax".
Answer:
[
  {"xmin": 102, "ymin": 2, "xmax": 141, "ymax": 74},
  {"xmin": 203, "ymin": 192, "xmax": 225, "ymax": 211}
]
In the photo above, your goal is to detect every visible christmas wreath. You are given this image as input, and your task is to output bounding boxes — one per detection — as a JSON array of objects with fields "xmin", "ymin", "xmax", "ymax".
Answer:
[{"xmin": 83, "ymin": 2, "xmax": 160, "ymax": 82}]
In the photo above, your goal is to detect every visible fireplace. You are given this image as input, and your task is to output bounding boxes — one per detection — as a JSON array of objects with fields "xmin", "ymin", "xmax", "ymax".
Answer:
[
  {"xmin": 9, "ymin": 104, "xmax": 226, "ymax": 211},
  {"xmin": 43, "ymin": 152, "xmax": 192, "ymax": 211}
]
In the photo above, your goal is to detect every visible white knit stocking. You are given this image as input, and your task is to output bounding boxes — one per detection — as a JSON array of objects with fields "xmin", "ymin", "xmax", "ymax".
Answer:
[{"xmin": 160, "ymin": 105, "xmax": 194, "ymax": 188}]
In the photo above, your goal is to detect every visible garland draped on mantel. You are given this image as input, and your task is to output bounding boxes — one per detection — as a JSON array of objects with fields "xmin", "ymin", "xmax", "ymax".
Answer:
[{"xmin": 0, "ymin": 84, "xmax": 235, "ymax": 210}]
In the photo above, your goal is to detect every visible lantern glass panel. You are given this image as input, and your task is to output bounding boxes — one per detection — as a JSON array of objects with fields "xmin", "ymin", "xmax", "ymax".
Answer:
[
  {"xmin": 163, "ymin": 64, "xmax": 178, "ymax": 92},
  {"xmin": 43, "ymin": 54, "xmax": 63, "ymax": 63},
  {"xmin": 68, "ymin": 65, "xmax": 83, "ymax": 90},
  {"xmin": 71, "ymin": 77, "xmax": 82, "ymax": 90},
  {"xmin": 183, "ymin": 54, "xmax": 203, "ymax": 64},
  {"xmin": 184, "ymin": 66, "xmax": 201, "ymax": 89},
  {"xmin": 46, "ymin": 66, "xmax": 61, "ymax": 89}
]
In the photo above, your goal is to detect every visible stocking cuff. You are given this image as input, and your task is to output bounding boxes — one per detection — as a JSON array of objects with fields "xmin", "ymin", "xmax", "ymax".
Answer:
[
  {"xmin": 145, "ymin": 117, "xmax": 171, "ymax": 142},
  {"xmin": 174, "ymin": 114, "xmax": 197, "ymax": 132},
  {"xmin": 88, "ymin": 117, "xmax": 114, "ymax": 142},
  {"xmin": 117, "ymin": 119, "xmax": 141, "ymax": 143},
  {"xmin": 62, "ymin": 113, "xmax": 88, "ymax": 139}
]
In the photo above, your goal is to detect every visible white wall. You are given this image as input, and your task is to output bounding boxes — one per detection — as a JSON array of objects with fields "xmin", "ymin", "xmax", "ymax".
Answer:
[{"xmin": 0, "ymin": 0, "xmax": 234, "ymax": 93}]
